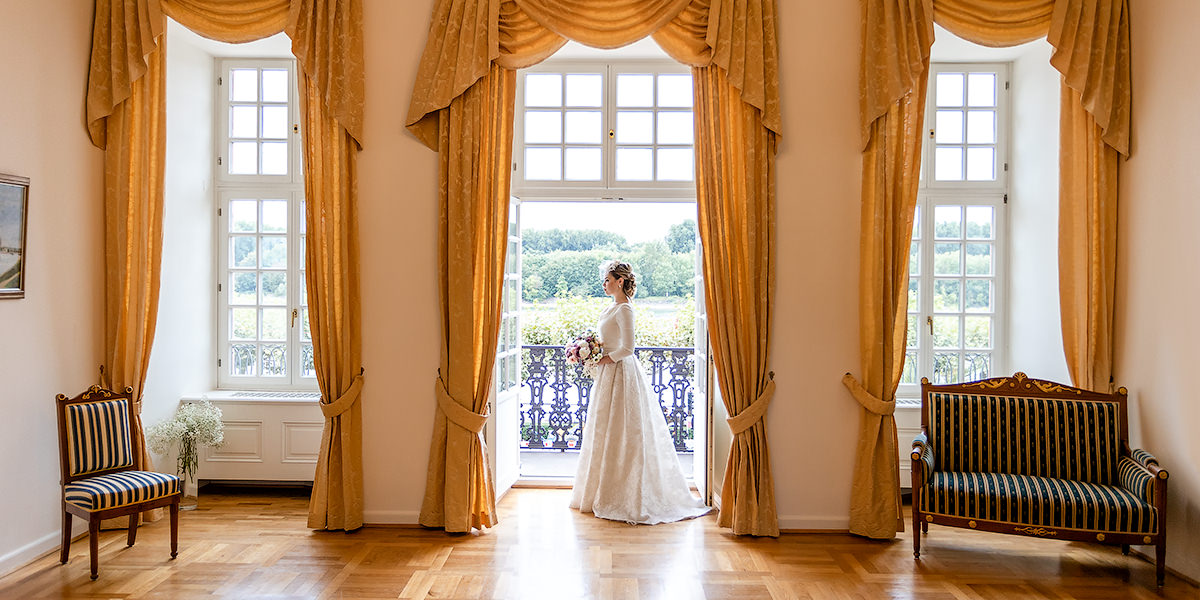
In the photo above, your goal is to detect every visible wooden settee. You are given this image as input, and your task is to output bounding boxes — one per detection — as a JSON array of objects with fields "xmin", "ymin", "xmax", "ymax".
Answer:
[{"xmin": 911, "ymin": 373, "xmax": 1170, "ymax": 586}]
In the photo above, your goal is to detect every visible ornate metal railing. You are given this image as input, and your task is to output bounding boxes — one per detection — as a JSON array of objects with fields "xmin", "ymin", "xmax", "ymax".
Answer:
[{"xmin": 521, "ymin": 345, "xmax": 695, "ymax": 452}]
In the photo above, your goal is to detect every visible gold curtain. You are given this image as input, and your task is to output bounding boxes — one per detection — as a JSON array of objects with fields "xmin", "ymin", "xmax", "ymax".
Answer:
[
  {"xmin": 87, "ymin": 0, "xmax": 365, "ymax": 530},
  {"xmin": 418, "ymin": 63, "xmax": 514, "ymax": 532},
  {"xmin": 408, "ymin": 0, "xmax": 782, "ymax": 535},
  {"xmin": 852, "ymin": 0, "xmax": 1132, "ymax": 538},
  {"xmin": 694, "ymin": 65, "xmax": 778, "ymax": 537}
]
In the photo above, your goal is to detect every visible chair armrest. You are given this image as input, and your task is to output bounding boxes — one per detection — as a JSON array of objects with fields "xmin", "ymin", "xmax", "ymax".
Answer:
[
  {"xmin": 1118, "ymin": 455, "xmax": 1158, "ymax": 505},
  {"xmin": 911, "ymin": 432, "xmax": 933, "ymax": 475},
  {"xmin": 1130, "ymin": 448, "xmax": 1169, "ymax": 478}
]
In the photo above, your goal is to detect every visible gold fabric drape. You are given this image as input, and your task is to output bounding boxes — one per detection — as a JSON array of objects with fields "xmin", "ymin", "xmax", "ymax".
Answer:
[
  {"xmin": 694, "ymin": 65, "xmax": 778, "ymax": 537},
  {"xmin": 87, "ymin": 0, "xmax": 365, "ymax": 530},
  {"xmin": 408, "ymin": 0, "xmax": 781, "ymax": 535},
  {"xmin": 852, "ymin": 0, "xmax": 1131, "ymax": 538},
  {"xmin": 418, "ymin": 63, "xmax": 514, "ymax": 532}
]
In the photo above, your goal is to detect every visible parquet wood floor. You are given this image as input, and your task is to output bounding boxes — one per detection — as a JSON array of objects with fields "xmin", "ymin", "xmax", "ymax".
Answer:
[{"xmin": 0, "ymin": 486, "xmax": 1193, "ymax": 599}]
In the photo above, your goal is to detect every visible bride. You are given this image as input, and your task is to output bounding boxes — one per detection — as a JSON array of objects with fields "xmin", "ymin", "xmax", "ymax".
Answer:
[{"xmin": 570, "ymin": 260, "xmax": 712, "ymax": 524}]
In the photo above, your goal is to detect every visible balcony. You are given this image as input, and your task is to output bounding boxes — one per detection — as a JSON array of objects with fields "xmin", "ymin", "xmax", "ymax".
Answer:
[{"xmin": 519, "ymin": 344, "xmax": 696, "ymax": 478}]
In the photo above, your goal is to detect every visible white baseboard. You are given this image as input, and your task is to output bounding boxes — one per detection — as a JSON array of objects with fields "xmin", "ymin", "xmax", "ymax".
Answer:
[
  {"xmin": 777, "ymin": 515, "xmax": 850, "ymax": 532},
  {"xmin": 362, "ymin": 509, "xmax": 421, "ymax": 525},
  {"xmin": 0, "ymin": 531, "xmax": 60, "ymax": 579}
]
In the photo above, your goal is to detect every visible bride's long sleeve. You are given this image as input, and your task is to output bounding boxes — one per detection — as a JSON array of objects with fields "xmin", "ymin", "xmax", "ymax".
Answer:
[{"xmin": 606, "ymin": 304, "xmax": 636, "ymax": 361}]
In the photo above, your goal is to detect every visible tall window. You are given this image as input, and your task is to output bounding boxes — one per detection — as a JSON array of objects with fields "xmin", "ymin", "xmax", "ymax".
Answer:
[
  {"xmin": 513, "ymin": 60, "xmax": 694, "ymax": 198},
  {"xmin": 215, "ymin": 58, "xmax": 313, "ymax": 389},
  {"xmin": 901, "ymin": 63, "xmax": 1008, "ymax": 394}
]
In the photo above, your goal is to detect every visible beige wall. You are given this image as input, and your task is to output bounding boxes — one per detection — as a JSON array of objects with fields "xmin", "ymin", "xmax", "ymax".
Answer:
[
  {"xmin": 1117, "ymin": 0, "xmax": 1200, "ymax": 583},
  {"xmin": 0, "ymin": 0, "xmax": 104, "ymax": 576}
]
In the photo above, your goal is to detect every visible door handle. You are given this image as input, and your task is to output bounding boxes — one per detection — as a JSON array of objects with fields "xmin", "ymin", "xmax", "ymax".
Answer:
[{"xmin": 927, "ymin": 315, "xmax": 934, "ymax": 336}]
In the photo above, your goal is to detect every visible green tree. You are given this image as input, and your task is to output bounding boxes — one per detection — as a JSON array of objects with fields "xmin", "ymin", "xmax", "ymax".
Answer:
[
  {"xmin": 524, "ymin": 228, "xmax": 628, "ymax": 253},
  {"xmin": 666, "ymin": 219, "xmax": 696, "ymax": 254}
]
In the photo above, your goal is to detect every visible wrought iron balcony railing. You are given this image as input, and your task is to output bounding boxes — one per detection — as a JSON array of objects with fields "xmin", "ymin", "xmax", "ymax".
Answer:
[{"xmin": 521, "ymin": 345, "xmax": 696, "ymax": 453}]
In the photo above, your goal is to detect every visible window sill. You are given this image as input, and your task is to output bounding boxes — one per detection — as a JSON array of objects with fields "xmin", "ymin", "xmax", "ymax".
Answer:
[{"xmin": 182, "ymin": 390, "xmax": 322, "ymax": 405}]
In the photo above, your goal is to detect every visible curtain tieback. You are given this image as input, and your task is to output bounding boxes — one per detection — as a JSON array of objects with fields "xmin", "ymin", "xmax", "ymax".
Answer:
[
  {"xmin": 435, "ymin": 376, "xmax": 490, "ymax": 434},
  {"xmin": 320, "ymin": 374, "xmax": 365, "ymax": 418},
  {"xmin": 841, "ymin": 372, "xmax": 895, "ymax": 416},
  {"xmin": 726, "ymin": 376, "xmax": 775, "ymax": 436}
]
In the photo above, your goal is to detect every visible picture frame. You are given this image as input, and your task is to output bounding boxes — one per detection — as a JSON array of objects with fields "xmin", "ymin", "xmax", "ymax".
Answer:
[{"xmin": 0, "ymin": 173, "xmax": 29, "ymax": 299}]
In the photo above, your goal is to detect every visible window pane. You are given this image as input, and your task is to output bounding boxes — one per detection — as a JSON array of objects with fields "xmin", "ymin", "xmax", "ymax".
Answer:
[
  {"xmin": 965, "ymin": 279, "xmax": 992, "ymax": 312},
  {"xmin": 657, "ymin": 111, "xmax": 694, "ymax": 144},
  {"xmin": 262, "ymin": 106, "xmax": 289, "ymax": 139},
  {"xmin": 260, "ymin": 271, "xmax": 287, "ymax": 305},
  {"xmin": 934, "ymin": 243, "xmax": 962, "ymax": 275},
  {"xmin": 262, "ymin": 308, "xmax": 287, "ymax": 340},
  {"xmin": 933, "ymin": 316, "xmax": 960, "ymax": 348},
  {"xmin": 616, "ymin": 111, "xmax": 653, "ymax": 144},
  {"xmin": 965, "ymin": 206, "xmax": 993, "ymax": 239},
  {"xmin": 617, "ymin": 74, "xmax": 654, "ymax": 107},
  {"xmin": 230, "ymin": 272, "xmax": 257, "ymax": 305},
  {"xmin": 907, "ymin": 314, "xmax": 919, "ymax": 348},
  {"xmin": 908, "ymin": 279, "xmax": 919, "ymax": 312},
  {"xmin": 260, "ymin": 236, "xmax": 287, "ymax": 268},
  {"xmin": 262, "ymin": 69, "xmax": 288, "ymax": 102},
  {"xmin": 231, "ymin": 69, "xmax": 258, "ymax": 102},
  {"xmin": 260, "ymin": 344, "xmax": 286, "ymax": 376},
  {"xmin": 966, "ymin": 147, "xmax": 995, "ymax": 181},
  {"xmin": 231, "ymin": 308, "xmax": 257, "ymax": 340},
  {"xmin": 564, "ymin": 111, "xmax": 601, "ymax": 144},
  {"xmin": 936, "ymin": 72, "xmax": 964, "ymax": 107},
  {"xmin": 934, "ymin": 206, "xmax": 962, "ymax": 239},
  {"xmin": 301, "ymin": 344, "xmax": 315, "ymax": 377},
  {"xmin": 966, "ymin": 243, "xmax": 992, "ymax": 275},
  {"xmin": 964, "ymin": 353, "xmax": 990, "ymax": 381},
  {"xmin": 657, "ymin": 74, "xmax": 692, "ymax": 107},
  {"xmin": 525, "ymin": 73, "xmax": 562, "ymax": 107},
  {"xmin": 525, "ymin": 111, "xmax": 562, "ymax": 144},
  {"xmin": 933, "ymin": 352, "xmax": 960, "ymax": 384},
  {"xmin": 656, "ymin": 148, "xmax": 693, "ymax": 181},
  {"xmin": 524, "ymin": 148, "xmax": 561, "ymax": 180},
  {"xmin": 564, "ymin": 147, "xmax": 601, "ymax": 181},
  {"xmin": 967, "ymin": 110, "xmax": 995, "ymax": 144},
  {"xmin": 909, "ymin": 241, "xmax": 920, "ymax": 276},
  {"xmin": 231, "ymin": 105, "xmax": 258, "ymax": 138},
  {"xmin": 935, "ymin": 110, "xmax": 963, "ymax": 144},
  {"xmin": 262, "ymin": 200, "xmax": 287, "ymax": 232},
  {"xmin": 565, "ymin": 74, "xmax": 602, "ymax": 107},
  {"xmin": 232, "ymin": 236, "xmax": 257, "ymax": 267},
  {"xmin": 934, "ymin": 279, "xmax": 961, "ymax": 312},
  {"xmin": 968, "ymin": 73, "xmax": 996, "ymax": 107},
  {"xmin": 261, "ymin": 142, "xmax": 288, "ymax": 175},
  {"xmin": 934, "ymin": 147, "xmax": 963, "ymax": 181},
  {"xmin": 965, "ymin": 316, "xmax": 992, "ymax": 348},
  {"xmin": 912, "ymin": 205, "xmax": 921, "ymax": 238},
  {"xmin": 302, "ymin": 308, "xmax": 312, "ymax": 341},
  {"xmin": 901, "ymin": 351, "xmax": 919, "ymax": 384},
  {"xmin": 230, "ymin": 200, "xmax": 257, "ymax": 232},
  {"xmin": 230, "ymin": 141, "xmax": 258, "ymax": 174},
  {"xmin": 231, "ymin": 344, "xmax": 256, "ymax": 375},
  {"xmin": 616, "ymin": 148, "xmax": 653, "ymax": 180}
]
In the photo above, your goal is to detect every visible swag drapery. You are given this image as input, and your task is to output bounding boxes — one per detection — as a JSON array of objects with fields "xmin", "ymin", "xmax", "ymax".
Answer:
[
  {"xmin": 407, "ymin": 0, "xmax": 783, "ymax": 536},
  {"xmin": 85, "ymin": 0, "xmax": 366, "ymax": 531},
  {"xmin": 846, "ymin": 0, "xmax": 1131, "ymax": 539}
]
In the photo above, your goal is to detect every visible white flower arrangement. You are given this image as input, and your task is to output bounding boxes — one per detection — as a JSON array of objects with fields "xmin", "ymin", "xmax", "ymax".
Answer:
[{"xmin": 147, "ymin": 399, "xmax": 225, "ymax": 485}]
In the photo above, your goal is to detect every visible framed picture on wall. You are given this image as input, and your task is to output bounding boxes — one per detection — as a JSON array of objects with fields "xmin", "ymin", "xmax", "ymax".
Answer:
[{"xmin": 0, "ymin": 173, "xmax": 29, "ymax": 299}]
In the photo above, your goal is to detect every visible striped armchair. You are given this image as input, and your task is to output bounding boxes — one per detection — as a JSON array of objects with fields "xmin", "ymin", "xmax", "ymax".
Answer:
[
  {"xmin": 56, "ymin": 385, "xmax": 181, "ymax": 580},
  {"xmin": 912, "ymin": 373, "xmax": 1169, "ymax": 586}
]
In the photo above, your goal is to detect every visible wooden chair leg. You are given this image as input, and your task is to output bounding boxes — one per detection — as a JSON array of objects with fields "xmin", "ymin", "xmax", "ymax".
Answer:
[
  {"xmin": 1121, "ymin": 544, "xmax": 1130, "ymax": 555},
  {"xmin": 88, "ymin": 518, "xmax": 100, "ymax": 580},
  {"xmin": 127, "ymin": 513, "xmax": 138, "ymax": 546},
  {"xmin": 59, "ymin": 511, "xmax": 71, "ymax": 564},
  {"xmin": 922, "ymin": 521, "xmax": 928, "ymax": 533},
  {"xmin": 1156, "ymin": 543, "xmax": 1166, "ymax": 587},
  {"xmin": 170, "ymin": 500, "xmax": 179, "ymax": 559}
]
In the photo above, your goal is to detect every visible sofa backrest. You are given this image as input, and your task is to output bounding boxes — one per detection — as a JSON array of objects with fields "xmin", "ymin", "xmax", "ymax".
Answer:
[{"xmin": 926, "ymin": 391, "xmax": 1121, "ymax": 485}]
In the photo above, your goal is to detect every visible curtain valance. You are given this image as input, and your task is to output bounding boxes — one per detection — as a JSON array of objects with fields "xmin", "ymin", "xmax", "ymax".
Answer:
[
  {"xmin": 859, "ymin": 0, "xmax": 1129, "ymax": 155},
  {"xmin": 86, "ymin": 0, "xmax": 364, "ymax": 150},
  {"xmin": 406, "ymin": 0, "xmax": 781, "ymax": 150}
]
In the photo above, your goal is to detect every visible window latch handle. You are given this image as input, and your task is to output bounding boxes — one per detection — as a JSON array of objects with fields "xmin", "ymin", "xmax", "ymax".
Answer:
[
  {"xmin": 927, "ymin": 315, "xmax": 934, "ymax": 336},
  {"xmin": 292, "ymin": 308, "xmax": 299, "ymax": 328}
]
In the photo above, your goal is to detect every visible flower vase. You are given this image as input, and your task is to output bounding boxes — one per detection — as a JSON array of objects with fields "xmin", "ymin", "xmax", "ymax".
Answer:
[{"xmin": 179, "ymin": 471, "xmax": 199, "ymax": 510}]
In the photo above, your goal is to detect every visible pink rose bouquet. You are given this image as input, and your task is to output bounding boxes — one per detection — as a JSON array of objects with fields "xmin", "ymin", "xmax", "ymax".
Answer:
[{"xmin": 564, "ymin": 330, "xmax": 604, "ymax": 376}]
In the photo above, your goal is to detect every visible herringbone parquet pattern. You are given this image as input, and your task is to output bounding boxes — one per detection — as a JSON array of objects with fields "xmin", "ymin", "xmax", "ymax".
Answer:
[{"xmin": 0, "ymin": 486, "xmax": 1191, "ymax": 599}]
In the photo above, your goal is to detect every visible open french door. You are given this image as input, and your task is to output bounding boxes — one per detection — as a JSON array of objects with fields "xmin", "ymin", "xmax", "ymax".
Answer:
[
  {"xmin": 692, "ymin": 233, "xmax": 711, "ymax": 501},
  {"xmin": 487, "ymin": 196, "xmax": 522, "ymax": 500}
]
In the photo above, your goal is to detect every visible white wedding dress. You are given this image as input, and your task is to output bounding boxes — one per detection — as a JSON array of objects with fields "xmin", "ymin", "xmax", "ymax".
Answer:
[{"xmin": 570, "ymin": 302, "xmax": 712, "ymax": 524}]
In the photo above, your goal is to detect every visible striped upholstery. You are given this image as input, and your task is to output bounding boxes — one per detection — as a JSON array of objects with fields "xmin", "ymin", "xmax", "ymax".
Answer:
[
  {"xmin": 928, "ymin": 393, "xmax": 1119, "ymax": 485},
  {"xmin": 921, "ymin": 471, "xmax": 1157, "ymax": 534},
  {"xmin": 65, "ymin": 399, "xmax": 134, "ymax": 477},
  {"xmin": 1117, "ymin": 456, "xmax": 1156, "ymax": 505},
  {"xmin": 64, "ymin": 471, "xmax": 180, "ymax": 512}
]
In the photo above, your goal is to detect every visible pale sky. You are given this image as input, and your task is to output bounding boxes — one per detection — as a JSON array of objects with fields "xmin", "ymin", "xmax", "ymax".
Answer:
[{"xmin": 520, "ymin": 201, "xmax": 696, "ymax": 244}]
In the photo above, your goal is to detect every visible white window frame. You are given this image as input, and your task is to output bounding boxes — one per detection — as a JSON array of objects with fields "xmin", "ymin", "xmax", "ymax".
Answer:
[
  {"xmin": 899, "ymin": 62, "xmax": 1009, "ymax": 399},
  {"xmin": 214, "ymin": 58, "xmax": 314, "ymax": 390},
  {"xmin": 512, "ymin": 59, "xmax": 695, "ymax": 200}
]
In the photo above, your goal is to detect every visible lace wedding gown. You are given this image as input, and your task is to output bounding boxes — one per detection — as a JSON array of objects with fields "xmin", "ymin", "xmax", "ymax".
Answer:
[{"xmin": 570, "ymin": 302, "xmax": 712, "ymax": 524}]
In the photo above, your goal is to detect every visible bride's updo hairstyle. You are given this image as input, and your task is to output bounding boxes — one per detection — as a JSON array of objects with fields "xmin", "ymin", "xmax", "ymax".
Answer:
[{"xmin": 601, "ymin": 260, "xmax": 638, "ymax": 298}]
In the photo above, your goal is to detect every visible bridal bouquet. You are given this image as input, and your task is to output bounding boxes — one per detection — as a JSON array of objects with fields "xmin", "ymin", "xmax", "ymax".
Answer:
[{"xmin": 564, "ymin": 330, "xmax": 604, "ymax": 376}]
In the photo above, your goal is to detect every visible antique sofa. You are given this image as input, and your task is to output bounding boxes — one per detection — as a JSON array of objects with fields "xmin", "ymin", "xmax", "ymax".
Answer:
[{"xmin": 911, "ymin": 373, "xmax": 1169, "ymax": 586}]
